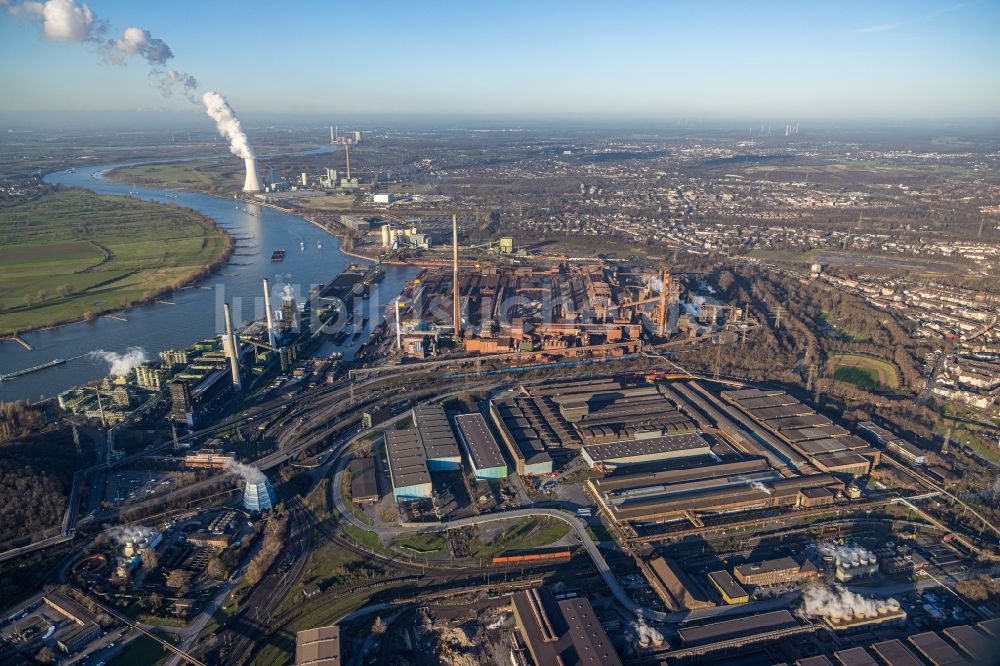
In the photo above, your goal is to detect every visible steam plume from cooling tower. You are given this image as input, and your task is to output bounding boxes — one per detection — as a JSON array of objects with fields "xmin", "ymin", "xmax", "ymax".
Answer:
[
  {"xmin": 89, "ymin": 346, "xmax": 146, "ymax": 377},
  {"xmin": 223, "ymin": 459, "xmax": 265, "ymax": 485},
  {"xmin": 2, "ymin": 0, "xmax": 198, "ymax": 98},
  {"xmin": 801, "ymin": 583, "xmax": 898, "ymax": 619},
  {"xmin": 202, "ymin": 91, "xmax": 255, "ymax": 161}
]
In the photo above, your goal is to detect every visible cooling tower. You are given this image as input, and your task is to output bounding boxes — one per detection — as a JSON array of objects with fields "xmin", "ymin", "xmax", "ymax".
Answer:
[
  {"xmin": 243, "ymin": 157, "xmax": 262, "ymax": 192},
  {"xmin": 243, "ymin": 477, "xmax": 277, "ymax": 513}
]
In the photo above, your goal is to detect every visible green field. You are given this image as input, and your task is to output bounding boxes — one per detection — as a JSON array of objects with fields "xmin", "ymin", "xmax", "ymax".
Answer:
[
  {"xmin": 393, "ymin": 532, "xmax": 446, "ymax": 554},
  {"xmin": 469, "ymin": 516, "xmax": 571, "ymax": 558},
  {"xmin": 0, "ymin": 188, "xmax": 230, "ymax": 334},
  {"xmin": 106, "ymin": 159, "xmax": 241, "ymax": 193},
  {"xmin": 828, "ymin": 353, "xmax": 900, "ymax": 390}
]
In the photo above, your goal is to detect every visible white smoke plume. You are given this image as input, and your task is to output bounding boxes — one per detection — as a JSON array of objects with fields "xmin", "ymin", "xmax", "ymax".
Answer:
[
  {"xmin": 631, "ymin": 616, "xmax": 665, "ymax": 647},
  {"xmin": 107, "ymin": 524, "xmax": 157, "ymax": 546},
  {"xmin": 223, "ymin": 458, "xmax": 265, "ymax": 485},
  {"xmin": 202, "ymin": 91, "xmax": 255, "ymax": 160},
  {"xmin": 89, "ymin": 346, "xmax": 147, "ymax": 377},
  {"xmin": 801, "ymin": 583, "xmax": 898, "ymax": 620},
  {"xmin": 3, "ymin": 0, "xmax": 197, "ymax": 97},
  {"xmin": 750, "ymin": 480, "xmax": 773, "ymax": 496},
  {"xmin": 2, "ymin": 0, "xmax": 102, "ymax": 42},
  {"xmin": 818, "ymin": 541, "xmax": 876, "ymax": 566}
]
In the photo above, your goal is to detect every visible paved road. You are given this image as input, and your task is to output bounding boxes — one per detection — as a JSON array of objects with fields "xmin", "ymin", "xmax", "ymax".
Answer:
[{"xmin": 330, "ymin": 454, "xmax": 661, "ymax": 619}]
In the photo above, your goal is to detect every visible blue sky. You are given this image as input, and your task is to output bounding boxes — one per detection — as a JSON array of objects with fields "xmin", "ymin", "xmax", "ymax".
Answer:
[{"xmin": 1, "ymin": 0, "xmax": 998, "ymax": 118}]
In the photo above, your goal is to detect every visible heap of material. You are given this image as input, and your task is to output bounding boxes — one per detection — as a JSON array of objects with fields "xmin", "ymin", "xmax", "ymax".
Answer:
[
  {"xmin": 511, "ymin": 587, "xmax": 623, "ymax": 666},
  {"xmin": 453, "ymin": 412, "xmax": 508, "ymax": 480},
  {"xmin": 296, "ymin": 625, "xmax": 340, "ymax": 666},
  {"xmin": 676, "ymin": 610, "xmax": 799, "ymax": 647},
  {"xmin": 646, "ymin": 557, "xmax": 714, "ymax": 611}
]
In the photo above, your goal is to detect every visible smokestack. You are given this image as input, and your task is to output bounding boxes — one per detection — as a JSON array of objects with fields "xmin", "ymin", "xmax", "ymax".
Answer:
[
  {"xmin": 223, "ymin": 303, "xmax": 242, "ymax": 390},
  {"xmin": 395, "ymin": 298, "xmax": 402, "ymax": 351},
  {"xmin": 658, "ymin": 269, "xmax": 669, "ymax": 337},
  {"xmin": 345, "ymin": 142, "xmax": 351, "ymax": 181},
  {"xmin": 452, "ymin": 214, "xmax": 461, "ymax": 339},
  {"xmin": 243, "ymin": 157, "xmax": 262, "ymax": 192},
  {"xmin": 263, "ymin": 278, "xmax": 276, "ymax": 347}
]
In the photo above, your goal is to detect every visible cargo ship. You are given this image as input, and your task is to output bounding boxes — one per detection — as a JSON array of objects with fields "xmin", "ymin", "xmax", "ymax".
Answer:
[{"xmin": 0, "ymin": 358, "xmax": 66, "ymax": 382}]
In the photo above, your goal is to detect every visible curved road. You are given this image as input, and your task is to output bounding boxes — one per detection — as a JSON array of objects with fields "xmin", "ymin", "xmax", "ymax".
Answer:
[{"xmin": 330, "ymin": 452, "xmax": 664, "ymax": 620}]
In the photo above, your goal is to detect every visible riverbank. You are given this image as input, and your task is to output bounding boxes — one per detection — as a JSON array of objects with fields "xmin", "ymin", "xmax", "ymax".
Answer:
[{"xmin": 0, "ymin": 187, "xmax": 233, "ymax": 337}]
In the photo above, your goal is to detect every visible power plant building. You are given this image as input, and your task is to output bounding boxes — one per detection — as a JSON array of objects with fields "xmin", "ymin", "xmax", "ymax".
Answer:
[
  {"xmin": 871, "ymin": 639, "xmax": 925, "ymax": 666},
  {"xmin": 243, "ymin": 477, "xmax": 277, "ymax": 513},
  {"xmin": 453, "ymin": 413, "xmax": 508, "ymax": 480},
  {"xmin": 646, "ymin": 557, "xmax": 714, "ymax": 611},
  {"xmin": 707, "ymin": 570, "xmax": 749, "ymax": 604},
  {"xmin": 581, "ymin": 432, "xmax": 711, "ymax": 469},
  {"xmin": 511, "ymin": 588, "xmax": 622, "ymax": 666},
  {"xmin": 489, "ymin": 398, "xmax": 554, "ymax": 476},
  {"xmin": 589, "ymin": 458, "xmax": 845, "ymax": 525},
  {"xmin": 413, "ymin": 404, "xmax": 461, "ymax": 471},
  {"xmin": 676, "ymin": 610, "xmax": 799, "ymax": 647},
  {"xmin": 385, "ymin": 429, "xmax": 433, "ymax": 500},
  {"xmin": 733, "ymin": 556, "xmax": 819, "ymax": 586}
]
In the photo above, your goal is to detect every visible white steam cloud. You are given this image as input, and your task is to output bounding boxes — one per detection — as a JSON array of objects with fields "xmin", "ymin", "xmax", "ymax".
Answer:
[
  {"xmin": 631, "ymin": 616, "xmax": 665, "ymax": 647},
  {"xmin": 819, "ymin": 541, "xmax": 877, "ymax": 567},
  {"xmin": 202, "ymin": 91, "xmax": 255, "ymax": 160},
  {"xmin": 107, "ymin": 524, "xmax": 157, "ymax": 546},
  {"xmin": 3, "ymin": 0, "xmax": 197, "ymax": 98},
  {"xmin": 223, "ymin": 458, "xmax": 265, "ymax": 485},
  {"xmin": 90, "ymin": 346, "xmax": 147, "ymax": 377},
  {"xmin": 4, "ymin": 0, "xmax": 256, "ymax": 182},
  {"xmin": 801, "ymin": 583, "xmax": 899, "ymax": 620}
]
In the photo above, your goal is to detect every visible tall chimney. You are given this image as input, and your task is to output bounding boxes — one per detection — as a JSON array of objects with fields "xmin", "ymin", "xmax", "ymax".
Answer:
[
  {"xmin": 243, "ymin": 157, "xmax": 262, "ymax": 192},
  {"xmin": 452, "ymin": 214, "xmax": 461, "ymax": 339},
  {"xmin": 223, "ymin": 303, "xmax": 242, "ymax": 390},
  {"xmin": 345, "ymin": 142, "xmax": 351, "ymax": 181},
  {"xmin": 395, "ymin": 298, "xmax": 402, "ymax": 351},
  {"xmin": 658, "ymin": 269, "xmax": 669, "ymax": 337},
  {"xmin": 263, "ymin": 278, "xmax": 276, "ymax": 347}
]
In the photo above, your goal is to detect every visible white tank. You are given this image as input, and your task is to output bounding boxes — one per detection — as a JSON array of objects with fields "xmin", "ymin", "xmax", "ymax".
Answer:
[{"xmin": 243, "ymin": 157, "xmax": 262, "ymax": 192}]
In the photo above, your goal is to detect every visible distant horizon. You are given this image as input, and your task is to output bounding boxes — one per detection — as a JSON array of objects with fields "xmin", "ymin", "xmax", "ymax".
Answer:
[
  {"xmin": 2, "ymin": 109, "xmax": 1000, "ymax": 134},
  {"xmin": 2, "ymin": 0, "xmax": 999, "ymax": 119}
]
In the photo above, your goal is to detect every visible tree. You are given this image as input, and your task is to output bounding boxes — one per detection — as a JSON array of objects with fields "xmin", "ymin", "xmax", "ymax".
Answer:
[
  {"xmin": 35, "ymin": 289, "xmax": 48, "ymax": 303},
  {"xmin": 23, "ymin": 293, "xmax": 34, "ymax": 307},
  {"xmin": 36, "ymin": 646, "xmax": 56, "ymax": 664},
  {"xmin": 143, "ymin": 592, "xmax": 163, "ymax": 611},
  {"xmin": 56, "ymin": 283, "xmax": 74, "ymax": 298},
  {"xmin": 206, "ymin": 556, "xmax": 228, "ymax": 581},
  {"xmin": 140, "ymin": 548, "xmax": 159, "ymax": 571}
]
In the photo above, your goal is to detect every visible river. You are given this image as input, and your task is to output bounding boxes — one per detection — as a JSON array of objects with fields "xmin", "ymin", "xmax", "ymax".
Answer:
[{"xmin": 0, "ymin": 161, "xmax": 418, "ymax": 402}]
